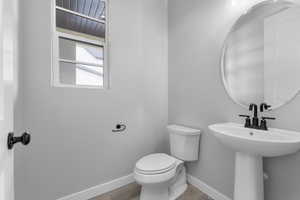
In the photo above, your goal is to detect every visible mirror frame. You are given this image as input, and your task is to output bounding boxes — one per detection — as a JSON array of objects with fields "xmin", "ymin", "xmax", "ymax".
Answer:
[{"xmin": 220, "ymin": 0, "xmax": 300, "ymax": 110}]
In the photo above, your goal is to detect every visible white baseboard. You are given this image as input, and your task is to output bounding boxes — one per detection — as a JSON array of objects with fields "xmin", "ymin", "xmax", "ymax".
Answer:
[
  {"xmin": 187, "ymin": 174, "xmax": 232, "ymax": 200},
  {"xmin": 56, "ymin": 174, "xmax": 135, "ymax": 200},
  {"xmin": 56, "ymin": 173, "xmax": 231, "ymax": 200}
]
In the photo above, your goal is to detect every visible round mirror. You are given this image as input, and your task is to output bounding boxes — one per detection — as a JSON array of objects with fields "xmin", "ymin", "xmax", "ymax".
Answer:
[{"xmin": 222, "ymin": 0, "xmax": 300, "ymax": 109}]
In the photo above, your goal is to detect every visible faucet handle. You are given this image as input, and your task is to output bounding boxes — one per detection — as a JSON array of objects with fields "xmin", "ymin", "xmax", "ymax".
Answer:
[
  {"xmin": 262, "ymin": 116, "xmax": 276, "ymax": 120},
  {"xmin": 260, "ymin": 103, "xmax": 272, "ymax": 112},
  {"xmin": 239, "ymin": 115, "xmax": 251, "ymax": 128},
  {"xmin": 239, "ymin": 114, "xmax": 250, "ymax": 118},
  {"xmin": 260, "ymin": 117, "xmax": 276, "ymax": 131}
]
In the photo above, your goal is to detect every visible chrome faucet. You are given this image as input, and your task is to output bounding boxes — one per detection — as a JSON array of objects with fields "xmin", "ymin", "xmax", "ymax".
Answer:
[
  {"xmin": 239, "ymin": 103, "xmax": 275, "ymax": 130},
  {"xmin": 249, "ymin": 103, "xmax": 259, "ymax": 128}
]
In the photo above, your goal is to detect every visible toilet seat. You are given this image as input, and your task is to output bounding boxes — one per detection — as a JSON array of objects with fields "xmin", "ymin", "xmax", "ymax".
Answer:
[
  {"xmin": 135, "ymin": 153, "xmax": 177, "ymax": 175},
  {"xmin": 134, "ymin": 154, "xmax": 183, "ymax": 185}
]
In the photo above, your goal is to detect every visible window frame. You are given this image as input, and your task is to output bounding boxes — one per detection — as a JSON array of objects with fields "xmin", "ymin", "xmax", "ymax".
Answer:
[{"xmin": 51, "ymin": 0, "xmax": 109, "ymax": 89}]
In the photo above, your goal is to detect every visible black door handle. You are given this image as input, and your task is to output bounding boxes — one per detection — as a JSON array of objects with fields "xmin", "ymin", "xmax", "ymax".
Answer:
[{"xmin": 7, "ymin": 132, "xmax": 31, "ymax": 150}]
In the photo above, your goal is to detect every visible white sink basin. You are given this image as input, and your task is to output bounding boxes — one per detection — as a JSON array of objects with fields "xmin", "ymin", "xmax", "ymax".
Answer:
[
  {"xmin": 209, "ymin": 123, "xmax": 300, "ymax": 200},
  {"xmin": 209, "ymin": 122, "xmax": 300, "ymax": 157}
]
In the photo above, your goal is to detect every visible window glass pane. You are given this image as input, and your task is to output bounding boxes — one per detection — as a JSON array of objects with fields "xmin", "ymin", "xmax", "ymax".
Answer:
[
  {"xmin": 76, "ymin": 64, "xmax": 103, "ymax": 86},
  {"xmin": 59, "ymin": 62, "xmax": 76, "ymax": 85},
  {"xmin": 59, "ymin": 62, "xmax": 103, "ymax": 86},
  {"xmin": 59, "ymin": 37, "xmax": 103, "ymax": 65},
  {"xmin": 56, "ymin": 0, "xmax": 106, "ymax": 38},
  {"xmin": 76, "ymin": 42, "xmax": 104, "ymax": 65},
  {"xmin": 56, "ymin": 0, "xmax": 106, "ymax": 19},
  {"xmin": 59, "ymin": 37, "xmax": 76, "ymax": 60}
]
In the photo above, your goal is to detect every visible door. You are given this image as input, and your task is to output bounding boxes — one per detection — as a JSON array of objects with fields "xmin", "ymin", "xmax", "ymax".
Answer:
[{"xmin": 0, "ymin": 0, "xmax": 19, "ymax": 199}]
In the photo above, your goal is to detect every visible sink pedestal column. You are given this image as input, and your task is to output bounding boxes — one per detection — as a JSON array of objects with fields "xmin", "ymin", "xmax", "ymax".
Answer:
[{"xmin": 234, "ymin": 152, "xmax": 264, "ymax": 200}]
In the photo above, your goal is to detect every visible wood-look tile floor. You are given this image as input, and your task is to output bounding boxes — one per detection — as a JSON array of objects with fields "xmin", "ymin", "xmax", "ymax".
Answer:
[{"xmin": 89, "ymin": 183, "xmax": 214, "ymax": 200}]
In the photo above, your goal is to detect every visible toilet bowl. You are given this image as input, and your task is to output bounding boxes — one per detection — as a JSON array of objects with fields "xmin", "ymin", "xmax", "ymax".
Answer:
[
  {"xmin": 134, "ymin": 125, "xmax": 201, "ymax": 200},
  {"xmin": 134, "ymin": 153, "xmax": 187, "ymax": 200}
]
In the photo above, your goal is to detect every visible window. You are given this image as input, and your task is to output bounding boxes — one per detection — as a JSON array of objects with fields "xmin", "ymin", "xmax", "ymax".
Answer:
[{"xmin": 52, "ymin": 0, "xmax": 108, "ymax": 88}]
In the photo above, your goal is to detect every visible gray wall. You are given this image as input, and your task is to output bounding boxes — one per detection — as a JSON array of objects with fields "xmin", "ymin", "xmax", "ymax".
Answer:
[
  {"xmin": 15, "ymin": 0, "xmax": 168, "ymax": 200},
  {"xmin": 168, "ymin": 0, "xmax": 300, "ymax": 200}
]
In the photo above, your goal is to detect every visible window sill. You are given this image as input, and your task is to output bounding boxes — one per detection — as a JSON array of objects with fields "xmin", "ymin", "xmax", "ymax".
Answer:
[{"xmin": 51, "ymin": 83, "xmax": 108, "ymax": 90}]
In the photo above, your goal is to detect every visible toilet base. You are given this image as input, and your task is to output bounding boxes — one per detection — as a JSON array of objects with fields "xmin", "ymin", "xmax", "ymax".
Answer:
[
  {"xmin": 169, "ymin": 166, "xmax": 187, "ymax": 200},
  {"xmin": 169, "ymin": 183, "xmax": 187, "ymax": 200},
  {"xmin": 139, "ymin": 166, "xmax": 187, "ymax": 200},
  {"xmin": 140, "ymin": 184, "xmax": 169, "ymax": 200}
]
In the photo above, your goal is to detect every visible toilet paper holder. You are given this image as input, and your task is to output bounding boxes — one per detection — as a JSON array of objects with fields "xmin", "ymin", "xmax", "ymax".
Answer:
[{"xmin": 112, "ymin": 123, "xmax": 126, "ymax": 133}]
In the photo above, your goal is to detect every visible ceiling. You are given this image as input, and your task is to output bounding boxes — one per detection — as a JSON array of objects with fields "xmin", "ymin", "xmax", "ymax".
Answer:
[{"xmin": 56, "ymin": 0, "xmax": 106, "ymax": 38}]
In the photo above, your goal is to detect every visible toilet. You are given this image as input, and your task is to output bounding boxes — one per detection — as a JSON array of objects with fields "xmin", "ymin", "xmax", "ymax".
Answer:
[{"xmin": 134, "ymin": 125, "xmax": 201, "ymax": 200}]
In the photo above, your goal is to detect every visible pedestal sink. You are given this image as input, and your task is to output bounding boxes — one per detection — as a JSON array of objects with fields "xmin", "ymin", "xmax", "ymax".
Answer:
[{"xmin": 209, "ymin": 123, "xmax": 300, "ymax": 200}]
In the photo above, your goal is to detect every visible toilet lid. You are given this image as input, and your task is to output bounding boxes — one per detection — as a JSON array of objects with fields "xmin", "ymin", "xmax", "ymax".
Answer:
[{"xmin": 135, "ymin": 153, "xmax": 177, "ymax": 175}]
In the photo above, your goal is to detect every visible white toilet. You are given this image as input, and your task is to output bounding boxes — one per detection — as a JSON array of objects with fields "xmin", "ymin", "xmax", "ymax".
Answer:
[{"xmin": 134, "ymin": 125, "xmax": 201, "ymax": 200}]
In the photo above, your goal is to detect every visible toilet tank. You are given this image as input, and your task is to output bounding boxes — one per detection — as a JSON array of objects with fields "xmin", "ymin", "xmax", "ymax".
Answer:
[{"xmin": 168, "ymin": 125, "xmax": 201, "ymax": 161}]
